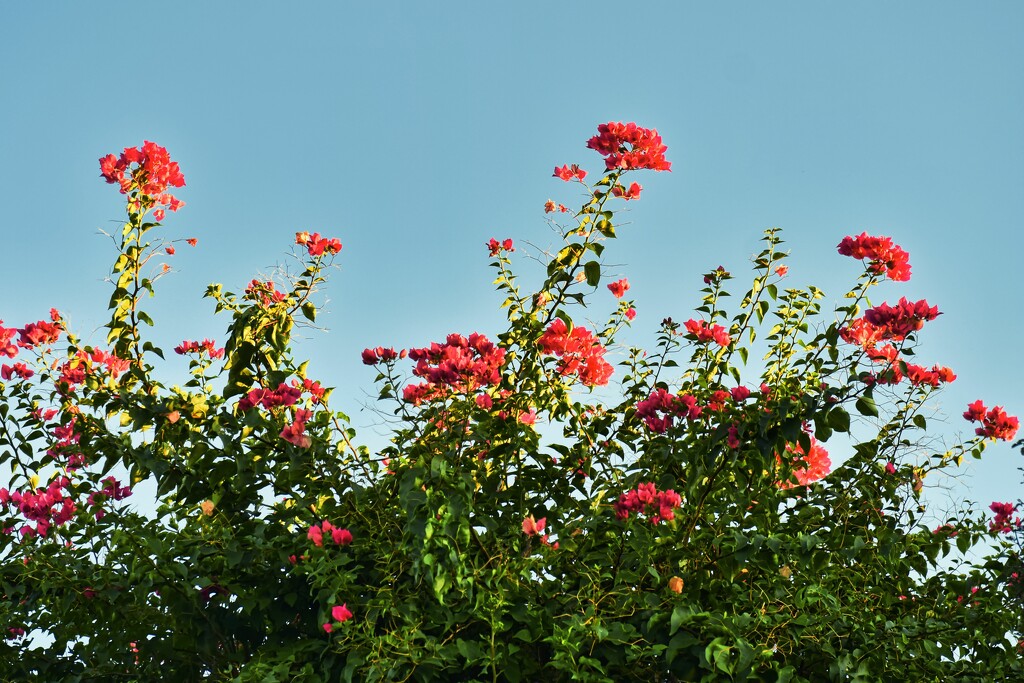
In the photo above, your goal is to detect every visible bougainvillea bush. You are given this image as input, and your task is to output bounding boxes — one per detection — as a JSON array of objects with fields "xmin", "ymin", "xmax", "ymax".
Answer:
[{"xmin": 0, "ymin": 126, "xmax": 1021, "ymax": 682}]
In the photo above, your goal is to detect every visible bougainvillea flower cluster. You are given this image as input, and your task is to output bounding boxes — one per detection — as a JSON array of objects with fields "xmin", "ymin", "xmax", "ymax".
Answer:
[
  {"xmin": 244, "ymin": 279, "xmax": 287, "ymax": 307},
  {"xmin": 636, "ymin": 388, "xmax": 702, "ymax": 434},
  {"xmin": 86, "ymin": 477, "xmax": 132, "ymax": 520},
  {"xmin": 862, "ymin": 298, "xmax": 940, "ymax": 341},
  {"xmin": 683, "ymin": 318, "xmax": 731, "ymax": 347},
  {"xmin": 295, "ymin": 231, "xmax": 342, "ymax": 257},
  {"xmin": 837, "ymin": 233, "xmax": 912, "ymax": 282},
  {"xmin": 543, "ymin": 200, "xmax": 569, "ymax": 213},
  {"xmin": 323, "ymin": 603, "xmax": 354, "ymax": 633},
  {"xmin": 614, "ymin": 482, "xmax": 682, "ymax": 524},
  {"xmin": 607, "ymin": 279, "xmax": 630, "ymax": 298},
  {"xmin": 487, "ymin": 238, "xmax": 514, "ymax": 257},
  {"xmin": 99, "ymin": 141, "xmax": 185, "ymax": 214},
  {"xmin": 552, "ymin": 164, "xmax": 587, "ymax": 182},
  {"xmin": 586, "ymin": 122, "xmax": 671, "ymax": 172},
  {"xmin": 989, "ymin": 502, "xmax": 1021, "ymax": 534},
  {"xmin": 611, "ymin": 182, "xmax": 642, "ymax": 200},
  {"xmin": 402, "ymin": 333, "xmax": 506, "ymax": 405},
  {"xmin": 779, "ymin": 438, "xmax": 832, "ymax": 487},
  {"xmin": 964, "ymin": 401, "xmax": 1019, "ymax": 441},
  {"xmin": 18, "ymin": 312, "xmax": 63, "ymax": 349},
  {"xmin": 1, "ymin": 363, "xmax": 33, "ymax": 380},
  {"xmin": 307, "ymin": 520, "xmax": 353, "ymax": 547},
  {"xmin": 537, "ymin": 319, "xmax": 613, "ymax": 387},
  {"xmin": 174, "ymin": 339, "xmax": 225, "ymax": 359},
  {"xmin": 0, "ymin": 476, "xmax": 76, "ymax": 538},
  {"xmin": 361, "ymin": 346, "xmax": 402, "ymax": 365}
]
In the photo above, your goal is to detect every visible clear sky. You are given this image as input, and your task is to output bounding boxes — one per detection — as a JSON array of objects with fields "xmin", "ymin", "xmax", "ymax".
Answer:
[{"xmin": 1, "ymin": 3, "xmax": 1021, "ymax": 510}]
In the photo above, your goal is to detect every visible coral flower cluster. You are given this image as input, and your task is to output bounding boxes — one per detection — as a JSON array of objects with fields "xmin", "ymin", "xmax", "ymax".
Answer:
[
  {"xmin": 779, "ymin": 438, "xmax": 832, "ymax": 487},
  {"xmin": 988, "ymin": 502, "xmax": 1021, "ymax": 534},
  {"xmin": 683, "ymin": 319, "xmax": 731, "ymax": 347},
  {"xmin": 295, "ymin": 231, "xmax": 342, "ymax": 257},
  {"xmin": 99, "ymin": 141, "xmax": 185, "ymax": 217},
  {"xmin": 403, "ymin": 333, "xmax": 506, "ymax": 405},
  {"xmin": 537, "ymin": 319, "xmax": 613, "ymax": 387},
  {"xmin": 0, "ymin": 477, "xmax": 76, "ymax": 539},
  {"xmin": 614, "ymin": 482, "xmax": 682, "ymax": 524},
  {"xmin": 837, "ymin": 233, "xmax": 912, "ymax": 281},
  {"xmin": 174, "ymin": 339, "xmax": 225, "ymax": 359},
  {"xmin": 586, "ymin": 122, "xmax": 672, "ymax": 172},
  {"xmin": 964, "ymin": 400, "xmax": 1019, "ymax": 442}
]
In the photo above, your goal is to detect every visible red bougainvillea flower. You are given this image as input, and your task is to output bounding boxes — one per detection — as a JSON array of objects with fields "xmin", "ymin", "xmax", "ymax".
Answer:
[
  {"xmin": 553, "ymin": 164, "xmax": 587, "ymax": 182},
  {"xmin": 174, "ymin": 339, "xmax": 225, "ymax": 360},
  {"xmin": 295, "ymin": 231, "xmax": 342, "ymax": 257},
  {"xmin": 860, "ymin": 298, "xmax": 940, "ymax": 341},
  {"xmin": 544, "ymin": 200, "xmax": 569, "ymax": 213},
  {"xmin": 774, "ymin": 265, "xmax": 789, "ymax": 276},
  {"xmin": 280, "ymin": 409, "xmax": 313, "ymax": 448},
  {"xmin": 730, "ymin": 386, "xmax": 751, "ymax": 402},
  {"xmin": 615, "ymin": 482, "xmax": 682, "ymax": 524},
  {"xmin": 186, "ymin": 238, "xmax": 198, "ymax": 246},
  {"xmin": 402, "ymin": 333, "xmax": 506, "ymax": 405},
  {"xmin": 625, "ymin": 307, "xmax": 637, "ymax": 321},
  {"xmin": 683, "ymin": 319, "xmax": 731, "ymax": 347},
  {"xmin": 779, "ymin": 438, "xmax": 831, "ymax": 488},
  {"xmin": 607, "ymin": 279, "xmax": 630, "ymax": 298},
  {"xmin": 964, "ymin": 401, "xmax": 1019, "ymax": 441},
  {"xmin": 538, "ymin": 319, "xmax": 613, "ymax": 387},
  {"xmin": 611, "ymin": 182, "xmax": 642, "ymax": 200},
  {"xmin": 586, "ymin": 122, "xmax": 671, "ymax": 172},
  {"xmin": 361, "ymin": 346, "xmax": 400, "ymax": 365},
  {"xmin": 99, "ymin": 141, "xmax": 185, "ymax": 215},
  {"xmin": 636, "ymin": 388, "xmax": 702, "ymax": 433},
  {"xmin": 522, "ymin": 514, "xmax": 547, "ymax": 536},
  {"xmin": 332, "ymin": 603, "xmax": 353, "ymax": 623},
  {"xmin": 1, "ymin": 363, "xmax": 33, "ymax": 380},
  {"xmin": 0, "ymin": 322, "xmax": 18, "ymax": 358},
  {"xmin": 18, "ymin": 318, "xmax": 62, "ymax": 348},
  {"xmin": 837, "ymin": 233, "xmax": 912, "ymax": 282},
  {"xmin": 487, "ymin": 238, "xmax": 515, "ymax": 257},
  {"xmin": 989, "ymin": 502, "xmax": 1021, "ymax": 534}
]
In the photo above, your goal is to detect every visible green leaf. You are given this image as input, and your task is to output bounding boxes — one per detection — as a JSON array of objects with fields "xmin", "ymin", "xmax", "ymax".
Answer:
[
  {"xmin": 827, "ymin": 407, "xmax": 851, "ymax": 433},
  {"xmin": 584, "ymin": 260, "xmax": 601, "ymax": 287},
  {"xmin": 912, "ymin": 414, "xmax": 927, "ymax": 430},
  {"xmin": 855, "ymin": 395, "xmax": 878, "ymax": 417}
]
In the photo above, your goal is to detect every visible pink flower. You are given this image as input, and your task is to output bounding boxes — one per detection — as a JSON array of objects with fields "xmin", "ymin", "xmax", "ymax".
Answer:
[
  {"xmin": 522, "ymin": 514, "xmax": 547, "ymax": 536},
  {"xmin": 885, "ymin": 462, "xmax": 897, "ymax": 475},
  {"xmin": 774, "ymin": 265, "xmax": 789, "ymax": 276},
  {"xmin": 538, "ymin": 319, "xmax": 613, "ymax": 387},
  {"xmin": 611, "ymin": 182, "xmax": 642, "ymax": 200},
  {"xmin": 625, "ymin": 307, "xmax": 637, "ymax": 321},
  {"xmin": 779, "ymin": 438, "xmax": 831, "ymax": 488},
  {"xmin": 586, "ymin": 122, "xmax": 671, "ymax": 172},
  {"xmin": 607, "ymin": 279, "xmax": 630, "ymax": 298},
  {"xmin": 553, "ymin": 164, "xmax": 587, "ymax": 181},
  {"xmin": 487, "ymin": 238, "xmax": 515, "ymax": 256},
  {"xmin": 307, "ymin": 524, "xmax": 324, "ymax": 547},
  {"xmin": 331, "ymin": 528, "xmax": 353, "ymax": 546},
  {"xmin": 683, "ymin": 319, "xmax": 731, "ymax": 347},
  {"xmin": 332, "ymin": 603, "xmax": 353, "ymax": 623},
  {"xmin": 837, "ymin": 233, "xmax": 911, "ymax": 282},
  {"xmin": 518, "ymin": 408, "xmax": 537, "ymax": 425},
  {"xmin": 730, "ymin": 386, "xmax": 751, "ymax": 402}
]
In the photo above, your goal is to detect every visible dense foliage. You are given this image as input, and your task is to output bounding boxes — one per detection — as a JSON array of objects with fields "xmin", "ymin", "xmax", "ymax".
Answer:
[{"xmin": 0, "ymin": 126, "xmax": 1020, "ymax": 682}]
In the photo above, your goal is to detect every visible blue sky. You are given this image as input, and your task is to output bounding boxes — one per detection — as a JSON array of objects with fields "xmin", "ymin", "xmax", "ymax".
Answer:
[{"xmin": 1, "ymin": 3, "xmax": 1021, "ymax": 508}]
